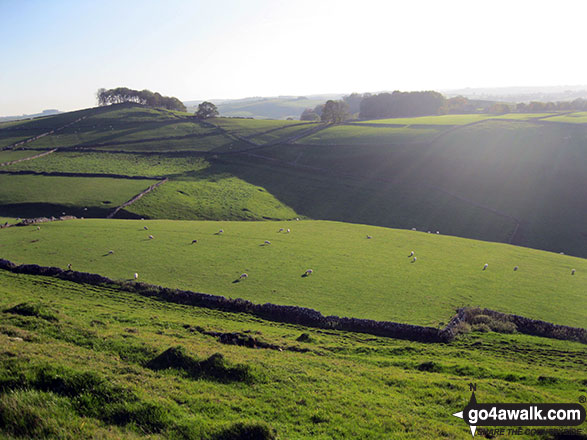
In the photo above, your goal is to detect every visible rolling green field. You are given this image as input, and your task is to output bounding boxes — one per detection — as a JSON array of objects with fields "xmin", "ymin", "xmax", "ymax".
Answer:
[
  {"xmin": 355, "ymin": 113, "xmax": 557, "ymax": 126},
  {"xmin": 1, "ymin": 152, "xmax": 209, "ymax": 177},
  {"xmin": 0, "ymin": 175, "xmax": 157, "ymax": 218},
  {"xmin": 1, "ymin": 219, "xmax": 584, "ymax": 327},
  {"xmin": 0, "ymin": 149, "xmax": 46, "ymax": 164},
  {"xmin": 541, "ymin": 112, "xmax": 587, "ymax": 123},
  {"xmin": 0, "ymin": 268, "xmax": 584, "ymax": 439},
  {"xmin": 124, "ymin": 175, "xmax": 299, "ymax": 221},
  {"xmin": 210, "ymin": 118, "xmax": 311, "ymax": 138},
  {"xmin": 297, "ymin": 125, "xmax": 442, "ymax": 145}
]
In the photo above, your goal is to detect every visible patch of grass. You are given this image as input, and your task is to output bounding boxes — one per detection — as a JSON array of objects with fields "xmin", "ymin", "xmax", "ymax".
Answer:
[
  {"xmin": 297, "ymin": 124, "xmax": 442, "ymax": 145},
  {"xmin": 0, "ymin": 149, "xmax": 46, "ymax": 163},
  {"xmin": 0, "ymin": 174, "xmax": 157, "ymax": 218},
  {"xmin": 355, "ymin": 113, "xmax": 558, "ymax": 125},
  {"xmin": 3, "ymin": 151, "xmax": 210, "ymax": 177},
  {"xmin": 124, "ymin": 171, "xmax": 299, "ymax": 220}
]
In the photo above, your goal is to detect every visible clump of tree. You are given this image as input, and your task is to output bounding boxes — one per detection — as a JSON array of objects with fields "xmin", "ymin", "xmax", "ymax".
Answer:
[
  {"xmin": 300, "ymin": 108, "xmax": 320, "ymax": 121},
  {"xmin": 359, "ymin": 91, "xmax": 446, "ymax": 119},
  {"xmin": 321, "ymin": 100, "xmax": 350, "ymax": 123},
  {"xmin": 342, "ymin": 93, "xmax": 364, "ymax": 117},
  {"xmin": 195, "ymin": 101, "xmax": 219, "ymax": 119},
  {"xmin": 96, "ymin": 87, "xmax": 186, "ymax": 112}
]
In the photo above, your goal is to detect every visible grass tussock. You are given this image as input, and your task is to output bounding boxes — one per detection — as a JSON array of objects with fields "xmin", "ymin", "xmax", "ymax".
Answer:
[
  {"xmin": 4, "ymin": 302, "xmax": 59, "ymax": 322},
  {"xmin": 146, "ymin": 346, "xmax": 255, "ymax": 383}
]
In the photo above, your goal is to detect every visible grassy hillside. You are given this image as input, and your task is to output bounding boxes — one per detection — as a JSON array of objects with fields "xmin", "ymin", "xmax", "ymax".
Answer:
[
  {"xmin": 0, "ymin": 268, "xmax": 585, "ymax": 439},
  {"xmin": 1, "ymin": 105, "xmax": 586, "ymax": 257},
  {"xmin": 0, "ymin": 175, "xmax": 157, "ymax": 218},
  {"xmin": 1, "ymin": 219, "xmax": 584, "ymax": 327}
]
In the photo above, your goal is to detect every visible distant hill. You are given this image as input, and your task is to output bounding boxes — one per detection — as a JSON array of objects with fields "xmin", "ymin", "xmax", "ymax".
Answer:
[
  {"xmin": 184, "ymin": 94, "xmax": 343, "ymax": 119},
  {"xmin": 0, "ymin": 109, "xmax": 60, "ymax": 123}
]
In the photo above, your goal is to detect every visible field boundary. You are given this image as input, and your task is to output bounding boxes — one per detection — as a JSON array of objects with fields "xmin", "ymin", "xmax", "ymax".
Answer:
[
  {"xmin": 0, "ymin": 259, "xmax": 584, "ymax": 344},
  {"xmin": 0, "ymin": 170, "xmax": 164, "ymax": 180},
  {"xmin": 0, "ymin": 149, "xmax": 57, "ymax": 167},
  {"xmin": 107, "ymin": 178, "xmax": 168, "ymax": 219}
]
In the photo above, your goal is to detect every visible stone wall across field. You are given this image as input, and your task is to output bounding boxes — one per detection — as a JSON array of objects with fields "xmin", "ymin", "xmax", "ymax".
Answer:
[{"xmin": 0, "ymin": 258, "xmax": 584, "ymax": 344}]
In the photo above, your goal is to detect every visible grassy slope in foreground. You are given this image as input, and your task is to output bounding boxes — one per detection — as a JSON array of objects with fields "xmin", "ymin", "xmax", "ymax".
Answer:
[
  {"xmin": 0, "ymin": 269, "xmax": 585, "ymax": 439},
  {"xmin": 1, "ymin": 219, "xmax": 584, "ymax": 328}
]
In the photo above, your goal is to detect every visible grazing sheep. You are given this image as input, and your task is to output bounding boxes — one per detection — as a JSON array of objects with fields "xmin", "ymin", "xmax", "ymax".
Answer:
[
  {"xmin": 36, "ymin": 226, "xmax": 40, "ymax": 230},
  {"xmin": 305, "ymin": 269, "xmax": 313, "ymax": 275},
  {"xmin": 218, "ymin": 229, "xmax": 224, "ymax": 234},
  {"xmin": 427, "ymin": 231, "xmax": 431, "ymax": 234},
  {"xmin": 366, "ymin": 235, "xmax": 372, "ymax": 239},
  {"xmin": 483, "ymin": 263, "xmax": 488, "ymax": 270},
  {"xmin": 286, "ymin": 229, "xmax": 290, "ymax": 233},
  {"xmin": 83, "ymin": 207, "xmax": 88, "ymax": 211},
  {"xmin": 514, "ymin": 266, "xmax": 519, "ymax": 271},
  {"xmin": 67, "ymin": 264, "xmax": 72, "ymax": 270},
  {"xmin": 134, "ymin": 273, "xmax": 139, "ymax": 279},
  {"xmin": 295, "ymin": 218, "xmax": 300, "ymax": 221},
  {"xmin": 436, "ymin": 231, "xmax": 440, "ymax": 234},
  {"xmin": 144, "ymin": 226, "xmax": 148, "ymax": 230},
  {"xmin": 148, "ymin": 235, "xmax": 154, "ymax": 239},
  {"xmin": 108, "ymin": 250, "xmax": 114, "ymax": 254},
  {"xmin": 279, "ymin": 228, "xmax": 284, "ymax": 232},
  {"xmin": 191, "ymin": 239, "xmax": 198, "ymax": 244},
  {"xmin": 240, "ymin": 273, "xmax": 248, "ymax": 279},
  {"xmin": 61, "ymin": 212, "xmax": 66, "ymax": 215},
  {"xmin": 409, "ymin": 251, "xmax": 414, "ymax": 257},
  {"xmin": 264, "ymin": 240, "xmax": 271, "ymax": 245},
  {"xmin": 411, "ymin": 228, "xmax": 416, "ymax": 231},
  {"xmin": 560, "ymin": 252, "xmax": 565, "ymax": 255},
  {"xmin": 571, "ymin": 269, "xmax": 576, "ymax": 275},
  {"xmin": 412, "ymin": 256, "xmax": 417, "ymax": 262}
]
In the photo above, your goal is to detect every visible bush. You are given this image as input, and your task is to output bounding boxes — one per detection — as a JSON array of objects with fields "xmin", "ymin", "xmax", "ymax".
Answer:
[
  {"xmin": 472, "ymin": 323, "xmax": 491, "ymax": 333},
  {"xmin": 4, "ymin": 302, "xmax": 59, "ymax": 322}
]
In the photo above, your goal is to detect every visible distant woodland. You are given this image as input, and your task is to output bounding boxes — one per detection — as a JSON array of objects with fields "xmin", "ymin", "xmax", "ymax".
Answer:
[{"xmin": 97, "ymin": 87, "xmax": 186, "ymax": 112}]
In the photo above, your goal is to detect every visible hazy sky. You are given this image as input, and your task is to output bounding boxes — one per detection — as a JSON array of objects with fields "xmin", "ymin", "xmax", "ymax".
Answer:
[{"xmin": 1, "ymin": 0, "xmax": 586, "ymax": 115}]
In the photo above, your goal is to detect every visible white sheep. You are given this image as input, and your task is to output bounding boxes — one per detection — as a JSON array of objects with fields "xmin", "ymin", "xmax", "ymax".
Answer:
[
  {"xmin": 366, "ymin": 235, "xmax": 372, "ymax": 239},
  {"xmin": 571, "ymin": 269, "xmax": 576, "ymax": 275},
  {"xmin": 108, "ymin": 250, "xmax": 114, "ymax": 254},
  {"xmin": 411, "ymin": 228, "xmax": 416, "ymax": 231},
  {"xmin": 148, "ymin": 235, "xmax": 154, "ymax": 239},
  {"xmin": 427, "ymin": 231, "xmax": 431, "ymax": 234},
  {"xmin": 409, "ymin": 251, "xmax": 414, "ymax": 257},
  {"xmin": 67, "ymin": 264, "xmax": 72, "ymax": 270},
  {"xmin": 286, "ymin": 228, "xmax": 290, "ymax": 233},
  {"xmin": 305, "ymin": 269, "xmax": 313, "ymax": 275},
  {"xmin": 144, "ymin": 226, "xmax": 148, "ymax": 230},
  {"xmin": 513, "ymin": 266, "xmax": 518, "ymax": 271},
  {"xmin": 295, "ymin": 218, "xmax": 300, "ymax": 221},
  {"xmin": 36, "ymin": 226, "xmax": 40, "ymax": 230},
  {"xmin": 240, "ymin": 273, "xmax": 248, "ymax": 279},
  {"xmin": 483, "ymin": 263, "xmax": 488, "ymax": 270},
  {"xmin": 134, "ymin": 273, "xmax": 139, "ymax": 279},
  {"xmin": 412, "ymin": 256, "xmax": 417, "ymax": 262},
  {"xmin": 436, "ymin": 231, "xmax": 440, "ymax": 234}
]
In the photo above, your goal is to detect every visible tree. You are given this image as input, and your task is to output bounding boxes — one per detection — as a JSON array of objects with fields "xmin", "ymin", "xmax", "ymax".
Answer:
[
  {"xmin": 300, "ymin": 108, "xmax": 320, "ymax": 121},
  {"xmin": 195, "ymin": 101, "xmax": 219, "ymax": 119},
  {"xmin": 321, "ymin": 100, "xmax": 350, "ymax": 123}
]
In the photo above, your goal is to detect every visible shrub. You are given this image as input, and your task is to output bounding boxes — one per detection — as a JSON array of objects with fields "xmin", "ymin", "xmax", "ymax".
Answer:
[{"xmin": 4, "ymin": 303, "xmax": 58, "ymax": 322}]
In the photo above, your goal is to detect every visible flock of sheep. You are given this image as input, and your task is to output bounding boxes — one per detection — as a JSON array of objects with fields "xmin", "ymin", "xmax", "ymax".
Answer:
[{"xmin": 121, "ymin": 225, "xmax": 578, "ymax": 282}]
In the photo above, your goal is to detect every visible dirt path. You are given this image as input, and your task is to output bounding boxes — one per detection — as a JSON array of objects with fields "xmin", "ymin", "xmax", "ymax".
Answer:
[
  {"xmin": 0, "ymin": 149, "xmax": 57, "ymax": 167},
  {"xmin": 107, "ymin": 178, "xmax": 168, "ymax": 219}
]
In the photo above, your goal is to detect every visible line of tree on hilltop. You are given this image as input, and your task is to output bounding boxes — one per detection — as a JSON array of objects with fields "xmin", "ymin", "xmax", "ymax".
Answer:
[
  {"xmin": 301, "ymin": 90, "xmax": 587, "ymax": 122},
  {"xmin": 96, "ymin": 87, "xmax": 186, "ymax": 112}
]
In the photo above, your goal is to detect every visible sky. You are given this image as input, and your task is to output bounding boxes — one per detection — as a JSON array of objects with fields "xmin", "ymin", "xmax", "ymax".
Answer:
[{"xmin": 1, "ymin": 0, "xmax": 587, "ymax": 115}]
